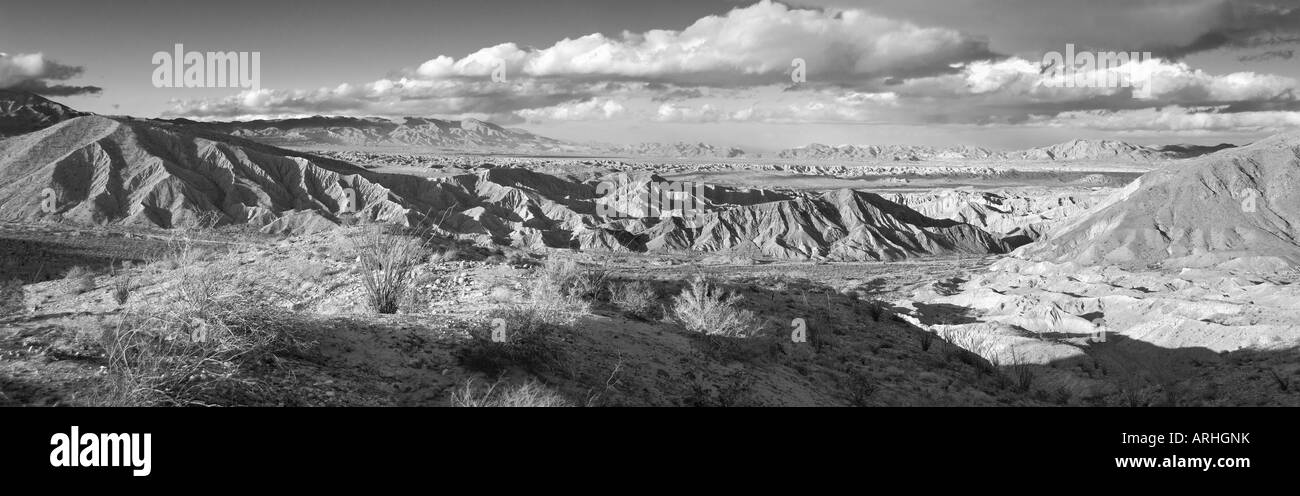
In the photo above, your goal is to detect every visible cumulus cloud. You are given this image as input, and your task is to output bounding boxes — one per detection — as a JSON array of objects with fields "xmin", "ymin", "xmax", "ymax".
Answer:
[
  {"xmin": 516, "ymin": 98, "xmax": 627, "ymax": 122},
  {"xmin": 165, "ymin": 78, "xmax": 599, "ymax": 119},
  {"xmin": 158, "ymin": 0, "xmax": 1300, "ymax": 137},
  {"xmin": 1150, "ymin": 0, "xmax": 1300, "ymax": 58},
  {"xmin": 411, "ymin": 0, "xmax": 996, "ymax": 84},
  {"xmin": 0, "ymin": 52, "xmax": 101, "ymax": 96},
  {"xmin": 796, "ymin": 0, "xmax": 1300, "ymax": 59}
]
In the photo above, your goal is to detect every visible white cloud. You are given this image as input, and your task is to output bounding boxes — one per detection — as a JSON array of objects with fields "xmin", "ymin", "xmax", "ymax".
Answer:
[
  {"xmin": 412, "ymin": 0, "xmax": 993, "ymax": 83},
  {"xmin": 654, "ymin": 103, "xmax": 725, "ymax": 123},
  {"xmin": 0, "ymin": 52, "xmax": 99, "ymax": 95},
  {"xmin": 516, "ymin": 98, "xmax": 626, "ymax": 121},
  {"xmin": 158, "ymin": 1, "xmax": 1300, "ymax": 137},
  {"xmin": 1041, "ymin": 106, "xmax": 1300, "ymax": 133}
]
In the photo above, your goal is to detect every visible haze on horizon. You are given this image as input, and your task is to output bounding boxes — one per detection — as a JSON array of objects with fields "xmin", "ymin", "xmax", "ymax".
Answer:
[{"xmin": 2, "ymin": 0, "xmax": 1299, "ymax": 151}]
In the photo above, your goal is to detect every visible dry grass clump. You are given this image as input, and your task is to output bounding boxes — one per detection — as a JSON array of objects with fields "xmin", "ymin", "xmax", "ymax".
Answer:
[
  {"xmin": 865, "ymin": 299, "xmax": 888, "ymax": 322},
  {"xmin": 671, "ymin": 274, "xmax": 763, "ymax": 338},
  {"xmin": 429, "ymin": 246, "xmax": 461, "ymax": 263},
  {"xmin": 147, "ymin": 235, "xmax": 214, "ymax": 272},
  {"xmin": 351, "ymin": 226, "xmax": 429, "ymax": 314},
  {"xmin": 450, "ymin": 379, "xmax": 572, "ymax": 407},
  {"xmin": 111, "ymin": 277, "xmax": 132, "ymax": 305},
  {"xmin": 610, "ymin": 280, "xmax": 658, "ymax": 319},
  {"xmin": 97, "ymin": 268, "xmax": 312, "ymax": 406},
  {"xmin": 457, "ymin": 262, "xmax": 591, "ymax": 375},
  {"xmin": 539, "ymin": 257, "xmax": 610, "ymax": 301}
]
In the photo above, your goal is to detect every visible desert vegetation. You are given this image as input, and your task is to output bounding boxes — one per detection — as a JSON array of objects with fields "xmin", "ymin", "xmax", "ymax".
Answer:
[
  {"xmin": 96, "ymin": 268, "xmax": 314, "ymax": 406},
  {"xmin": 671, "ymin": 274, "xmax": 764, "ymax": 338},
  {"xmin": 450, "ymin": 378, "xmax": 572, "ymax": 407},
  {"xmin": 352, "ymin": 226, "xmax": 429, "ymax": 314}
]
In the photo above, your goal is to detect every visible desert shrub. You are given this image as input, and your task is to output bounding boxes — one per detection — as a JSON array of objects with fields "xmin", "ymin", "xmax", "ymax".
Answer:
[
  {"xmin": 1004, "ymin": 348, "xmax": 1034, "ymax": 392},
  {"xmin": 539, "ymin": 257, "xmax": 609, "ymax": 301},
  {"xmin": 64, "ymin": 266, "xmax": 96, "ymax": 294},
  {"xmin": 1011, "ymin": 364, "xmax": 1034, "ymax": 392},
  {"xmin": 147, "ymin": 235, "xmax": 209, "ymax": 271},
  {"xmin": 457, "ymin": 316, "xmax": 563, "ymax": 376},
  {"xmin": 457, "ymin": 275, "xmax": 588, "ymax": 375},
  {"xmin": 112, "ymin": 277, "xmax": 131, "ymax": 305},
  {"xmin": 450, "ymin": 379, "xmax": 572, "ymax": 407},
  {"xmin": 176, "ymin": 211, "xmax": 224, "ymax": 233},
  {"xmin": 865, "ymin": 299, "xmax": 887, "ymax": 322},
  {"xmin": 671, "ymin": 275, "xmax": 763, "ymax": 338},
  {"xmin": 610, "ymin": 280, "xmax": 658, "ymax": 319},
  {"xmin": 98, "ymin": 269, "xmax": 312, "ymax": 406},
  {"xmin": 352, "ymin": 226, "xmax": 428, "ymax": 314}
]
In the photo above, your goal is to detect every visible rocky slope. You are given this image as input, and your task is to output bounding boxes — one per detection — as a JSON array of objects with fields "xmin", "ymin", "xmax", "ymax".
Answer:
[
  {"xmin": 0, "ymin": 116, "xmax": 408, "ymax": 232},
  {"xmin": 0, "ymin": 117, "xmax": 1007, "ymax": 260},
  {"xmin": 392, "ymin": 170, "xmax": 1009, "ymax": 260},
  {"xmin": 0, "ymin": 90, "xmax": 88, "ymax": 137},
  {"xmin": 895, "ymin": 133, "xmax": 1300, "ymax": 404},
  {"xmin": 885, "ymin": 189, "xmax": 1107, "ymax": 246},
  {"xmin": 1018, "ymin": 132, "xmax": 1300, "ymax": 271}
]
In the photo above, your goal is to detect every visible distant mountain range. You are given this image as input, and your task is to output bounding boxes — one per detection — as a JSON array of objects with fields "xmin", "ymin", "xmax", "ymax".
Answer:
[
  {"xmin": 776, "ymin": 140, "xmax": 1237, "ymax": 162},
  {"xmin": 0, "ymin": 90, "xmax": 1238, "ymax": 161},
  {"xmin": 165, "ymin": 115, "xmax": 577, "ymax": 152},
  {"xmin": 603, "ymin": 142, "xmax": 746, "ymax": 158}
]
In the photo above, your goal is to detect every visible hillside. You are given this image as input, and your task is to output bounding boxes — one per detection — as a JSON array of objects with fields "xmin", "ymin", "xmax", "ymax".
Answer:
[
  {"xmin": 1017, "ymin": 132, "xmax": 1300, "ymax": 270},
  {"xmin": 0, "ymin": 116, "xmax": 408, "ymax": 232},
  {"xmin": 0, "ymin": 116, "xmax": 1008, "ymax": 261}
]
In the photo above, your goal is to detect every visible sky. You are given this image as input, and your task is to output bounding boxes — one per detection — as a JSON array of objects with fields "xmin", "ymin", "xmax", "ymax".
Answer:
[{"xmin": 2, "ymin": 0, "xmax": 1300, "ymax": 151}]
